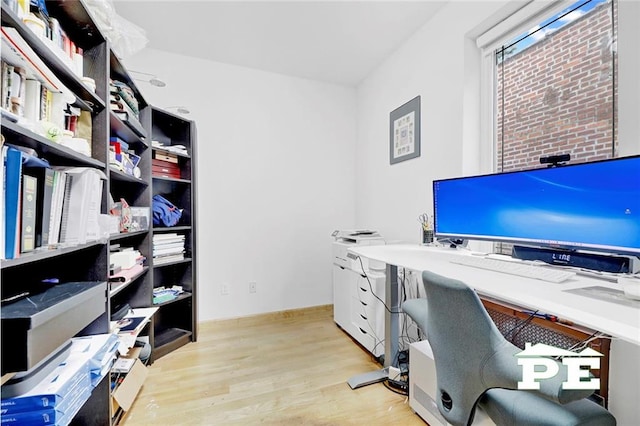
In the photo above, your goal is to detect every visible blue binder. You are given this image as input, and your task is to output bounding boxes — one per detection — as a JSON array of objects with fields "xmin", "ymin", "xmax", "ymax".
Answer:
[{"xmin": 4, "ymin": 147, "xmax": 23, "ymax": 259}]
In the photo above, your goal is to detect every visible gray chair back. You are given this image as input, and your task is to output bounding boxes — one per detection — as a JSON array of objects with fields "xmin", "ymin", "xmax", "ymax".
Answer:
[{"xmin": 402, "ymin": 270, "xmax": 594, "ymax": 426}]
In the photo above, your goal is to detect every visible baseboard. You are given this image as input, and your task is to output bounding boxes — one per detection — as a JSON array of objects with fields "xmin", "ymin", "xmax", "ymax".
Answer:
[{"xmin": 199, "ymin": 304, "xmax": 333, "ymax": 327}]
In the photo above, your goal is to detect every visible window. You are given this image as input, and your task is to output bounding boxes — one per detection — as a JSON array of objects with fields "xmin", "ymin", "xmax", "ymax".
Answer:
[
  {"xmin": 495, "ymin": 0, "xmax": 618, "ymax": 173},
  {"xmin": 477, "ymin": 0, "xmax": 618, "ymax": 254}
]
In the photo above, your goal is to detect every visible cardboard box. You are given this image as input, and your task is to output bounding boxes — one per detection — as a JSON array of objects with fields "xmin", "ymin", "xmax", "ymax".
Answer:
[{"xmin": 111, "ymin": 358, "xmax": 148, "ymax": 413}]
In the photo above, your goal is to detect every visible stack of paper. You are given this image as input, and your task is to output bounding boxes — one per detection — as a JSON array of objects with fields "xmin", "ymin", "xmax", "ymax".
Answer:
[
  {"xmin": 1, "ymin": 334, "xmax": 119, "ymax": 425},
  {"xmin": 1, "ymin": 351, "xmax": 91, "ymax": 425},
  {"xmin": 152, "ymin": 233, "xmax": 185, "ymax": 265},
  {"xmin": 69, "ymin": 334, "xmax": 119, "ymax": 388}
]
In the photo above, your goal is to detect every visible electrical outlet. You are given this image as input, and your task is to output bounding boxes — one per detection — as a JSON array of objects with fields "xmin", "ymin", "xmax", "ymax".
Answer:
[
  {"xmin": 221, "ymin": 283, "xmax": 230, "ymax": 296},
  {"xmin": 249, "ymin": 281, "xmax": 257, "ymax": 293}
]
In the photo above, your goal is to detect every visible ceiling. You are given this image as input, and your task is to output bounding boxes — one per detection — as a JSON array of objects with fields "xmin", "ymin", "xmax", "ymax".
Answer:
[{"xmin": 112, "ymin": 1, "xmax": 446, "ymax": 86}]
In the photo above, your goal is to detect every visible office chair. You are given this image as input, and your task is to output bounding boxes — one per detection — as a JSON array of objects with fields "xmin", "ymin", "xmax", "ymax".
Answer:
[{"xmin": 402, "ymin": 270, "xmax": 616, "ymax": 426}]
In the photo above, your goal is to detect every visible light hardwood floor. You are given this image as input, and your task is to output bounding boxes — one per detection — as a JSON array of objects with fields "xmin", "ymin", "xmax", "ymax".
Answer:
[{"xmin": 122, "ymin": 305, "xmax": 427, "ymax": 425}]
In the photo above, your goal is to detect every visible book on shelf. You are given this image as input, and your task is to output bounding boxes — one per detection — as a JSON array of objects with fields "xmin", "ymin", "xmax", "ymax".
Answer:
[
  {"xmin": 1, "ymin": 62, "xmax": 26, "ymax": 115},
  {"xmin": 23, "ymin": 166, "xmax": 55, "ymax": 248},
  {"xmin": 57, "ymin": 167, "xmax": 105, "ymax": 245},
  {"xmin": 3, "ymin": 146, "xmax": 23, "ymax": 259},
  {"xmin": 109, "ymin": 136, "xmax": 129, "ymax": 153},
  {"xmin": 153, "ymin": 253, "xmax": 185, "ymax": 265},
  {"xmin": 151, "ymin": 160, "xmax": 181, "ymax": 179},
  {"xmin": 152, "ymin": 241, "xmax": 185, "ymax": 250},
  {"xmin": 20, "ymin": 173, "xmax": 37, "ymax": 253},
  {"xmin": 153, "ymin": 247, "xmax": 185, "ymax": 257},
  {"xmin": 0, "ymin": 146, "xmax": 4, "ymax": 259},
  {"xmin": 1, "ymin": 26, "xmax": 66, "ymax": 94},
  {"xmin": 48, "ymin": 169, "xmax": 67, "ymax": 245},
  {"xmin": 152, "ymin": 233, "xmax": 184, "ymax": 241},
  {"xmin": 115, "ymin": 316, "xmax": 146, "ymax": 333},
  {"xmin": 153, "ymin": 237, "xmax": 184, "ymax": 245},
  {"xmin": 110, "ymin": 80, "xmax": 139, "ymax": 115},
  {"xmin": 23, "ymin": 78, "xmax": 41, "ymax": 124},
  {"xmin": 113, "ymin": 307, "xmax": 158, "ymax": 338},
  {"xmin": 151, "ymin": 141, "xmax": 189, "ymax": 156}
]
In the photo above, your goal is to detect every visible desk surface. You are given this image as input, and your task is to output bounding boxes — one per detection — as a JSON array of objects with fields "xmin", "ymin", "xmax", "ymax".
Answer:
[{"xmin": 349, "ymin": 244, "xmax": 640, "ymax": 346}]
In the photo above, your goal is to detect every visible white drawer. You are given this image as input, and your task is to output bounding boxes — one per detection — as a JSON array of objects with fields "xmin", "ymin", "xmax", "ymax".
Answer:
[{"xmin": 351, "ymin": 296, "xmax": 372, "ymax": 331}]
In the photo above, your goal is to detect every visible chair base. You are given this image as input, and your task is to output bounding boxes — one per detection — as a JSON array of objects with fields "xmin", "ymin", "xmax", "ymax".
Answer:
[
  {"xmin": 347, "ymin": 367, "xmax": 388, "ymax": 389},
  {"xmin": 481, "ymin": 389, "xmax": 616, "ymax": 426}
]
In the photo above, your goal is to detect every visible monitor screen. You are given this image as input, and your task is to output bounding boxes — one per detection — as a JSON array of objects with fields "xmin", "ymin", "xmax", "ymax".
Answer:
[{"xmin": 432, "ymin": 155, "xmax": 640, "ymax": 256}]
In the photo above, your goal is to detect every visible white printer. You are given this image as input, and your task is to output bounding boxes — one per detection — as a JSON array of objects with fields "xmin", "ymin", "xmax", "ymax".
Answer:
[
  {"xmin": 331, "ymin": 229, "xmax": 385, "ymax": 271},
  {"xmin": 331, "ymin": 230, "xmax": 386, "ymax": 357}
]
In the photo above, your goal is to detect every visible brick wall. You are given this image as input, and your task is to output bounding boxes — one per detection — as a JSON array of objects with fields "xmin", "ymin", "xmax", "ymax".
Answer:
[{"xmin": 496, "ymin": 2, "xmax": 617, "ymax": 172}]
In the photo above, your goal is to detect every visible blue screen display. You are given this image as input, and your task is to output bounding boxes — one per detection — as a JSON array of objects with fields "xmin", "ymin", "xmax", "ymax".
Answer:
[{"xmin": 433, "ymin": 156, "xmax": 640, "ymax": 255}]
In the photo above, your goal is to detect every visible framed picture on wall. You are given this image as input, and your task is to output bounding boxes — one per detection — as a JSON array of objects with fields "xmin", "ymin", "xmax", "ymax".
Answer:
[{"xmin": 389, "ymin": 95, "xmax": 421, "ymax": 164}]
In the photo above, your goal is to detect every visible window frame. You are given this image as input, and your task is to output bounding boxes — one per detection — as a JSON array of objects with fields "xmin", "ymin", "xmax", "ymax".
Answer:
[{"xmin": 477, "ymin": 0, "xmax": 586, "ymax": 173}]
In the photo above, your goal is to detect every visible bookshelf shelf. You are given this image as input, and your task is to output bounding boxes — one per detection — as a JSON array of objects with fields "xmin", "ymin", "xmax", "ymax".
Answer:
[
  {"xmin": 109, "ymin": 266, "xmax": 149, "ymax": 297},
  {"xmin": 110, "ymin": 112, "xmax": 148, "ymax": 148},
  {"xmin": 109, "ymin": 168, "xmax": 148, "ymax": 185},
  {"xmin": 1, "ymin": 7, "xmax": 106, "ymax": 111},
  {"xmin": 152, "ymin": 147, "xmax": 190, "ymax": 159},
  {"xmin": 1, "ymin": 119, "xmax": 106, "ymax": 168},
  {"xmin": 153, "ymin": 226, "xmax": 191, "ymax": 233},
  {"xmin": 152, "ymin": 176, "xmax": 191, "ymax": 184},
  {"xmin": 153, "ymin": 257, "xmax": 193, "ymax": 268},
  {"xmin": 110, "ymin": 230, "xmax": 149, "ymax": 241},
  {"xmin": 152, "ymin": 328, "xmax": 192, "ymax": 360},
  {"xmin": 153, "ymin": 292, "xmax": 192, "ymax": 307},
  {"xmin": 0, "ymin": 240, "xmax": 106, "ymax": 269}
]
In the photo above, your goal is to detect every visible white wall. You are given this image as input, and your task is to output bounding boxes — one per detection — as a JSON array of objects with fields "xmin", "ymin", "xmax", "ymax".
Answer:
[
  {"xmin": 355, "ymin": 1, "xmax": 509, "ymax": 244},
  {"xmin": 356, "ymin": 2, "xmax": 640, "ymax": 421},
  {"xmin": 355, "ymin": 0, "xmax": 640, "ymax": 244},
  {"xmin": 123, "ymin": 49, "xmax": 357, "ymax": 320}
]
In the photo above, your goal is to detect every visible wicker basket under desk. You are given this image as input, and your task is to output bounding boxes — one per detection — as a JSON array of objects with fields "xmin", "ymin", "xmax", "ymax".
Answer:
[{"xmin": 481, "ymin": 298, "xmax": 611, "ymax": 407}]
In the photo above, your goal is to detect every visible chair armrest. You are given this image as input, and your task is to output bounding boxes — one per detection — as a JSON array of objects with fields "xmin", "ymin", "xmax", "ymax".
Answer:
[{"xmin": 402, "ymin": 298, "xmax": 429, "ymax": 333}]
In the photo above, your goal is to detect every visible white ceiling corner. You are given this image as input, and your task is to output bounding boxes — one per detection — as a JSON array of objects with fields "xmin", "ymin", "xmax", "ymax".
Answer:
[{"xmin": 112, "ymin": 1, "xmax": 447, "ymax": 86}]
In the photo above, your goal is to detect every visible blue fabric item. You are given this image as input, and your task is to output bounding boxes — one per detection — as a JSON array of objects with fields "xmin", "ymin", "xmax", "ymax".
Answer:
[{"xmin": 152, "ymin": 195, "xmax": 182, "ymax": 227}]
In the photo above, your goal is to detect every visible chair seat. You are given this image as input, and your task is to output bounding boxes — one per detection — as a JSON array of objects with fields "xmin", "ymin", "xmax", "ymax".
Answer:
[{"xmin": 480, "ymin": 388, "xmax": 616, "ymax": 426}]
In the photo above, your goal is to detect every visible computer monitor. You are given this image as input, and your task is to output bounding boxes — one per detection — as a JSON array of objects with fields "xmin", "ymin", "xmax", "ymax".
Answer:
[{"xmin": 432, "ymin": 155, "xmax": 640, "ymax": 256}]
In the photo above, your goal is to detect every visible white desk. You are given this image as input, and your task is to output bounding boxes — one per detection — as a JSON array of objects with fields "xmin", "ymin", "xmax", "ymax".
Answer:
[
  {"xmin": 348, "ymin": 244, "xmax": 640, "ymax": 423},
  {"xmin": 349, "ymin": 244, "xmax": 640, "ymax": 346}
]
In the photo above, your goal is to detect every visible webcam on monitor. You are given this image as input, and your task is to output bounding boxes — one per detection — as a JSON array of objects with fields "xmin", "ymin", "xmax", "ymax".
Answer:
[{"xmin": 540, "ymin": 153, "xmax": 570, "ymax": 167}]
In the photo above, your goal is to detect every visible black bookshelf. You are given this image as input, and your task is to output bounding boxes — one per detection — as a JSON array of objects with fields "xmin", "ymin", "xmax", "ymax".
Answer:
[{"xmin": 150, "ymin": 107, "xmax": 198, "ymax": 361}]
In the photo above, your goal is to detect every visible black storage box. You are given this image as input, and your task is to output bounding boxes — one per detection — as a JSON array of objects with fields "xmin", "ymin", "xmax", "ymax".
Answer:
[{"xmin": 1, "ymin": 281, "xmax": 106, "ymax": 375}]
